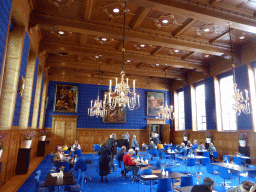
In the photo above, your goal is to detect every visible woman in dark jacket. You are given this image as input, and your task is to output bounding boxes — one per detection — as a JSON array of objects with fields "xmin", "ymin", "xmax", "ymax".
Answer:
[{"xmin": 98, "ymin": 141, "xmax": 111, "ymax": 183}]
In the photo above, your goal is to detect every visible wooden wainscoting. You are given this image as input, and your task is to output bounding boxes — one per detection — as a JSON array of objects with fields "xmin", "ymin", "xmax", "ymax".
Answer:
[
  {"xmin": 44, "ymin": 128, "xmax": 148, "ymax": 153},
  {"xmin": 0, "ymin": 128, "xmax": 41, "ymax": 190},
  {"xmin": 173, "ymin": 130, "xmax": 256, "ymax": 164}
]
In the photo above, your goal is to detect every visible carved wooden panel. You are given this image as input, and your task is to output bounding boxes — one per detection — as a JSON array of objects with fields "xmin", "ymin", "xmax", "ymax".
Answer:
[
  {"xmin": 162, "ymin": 124, "xmax": 170, "ymax": 144},
  {"xmin": 64, "ymin": 122, "xmax": 75, "ymax": 146},
  {"xmin": 54, "ymin": 121, "xmax": 65, "ymax": 146}
]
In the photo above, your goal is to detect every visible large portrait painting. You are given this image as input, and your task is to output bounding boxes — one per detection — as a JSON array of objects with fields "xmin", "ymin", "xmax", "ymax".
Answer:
[
  {"xmin": 53, "ymin": 84, "xmax": 78, "ymax": 113},
  {"xmin": 147, "ymin": 91, "xmax": 164, "ymax": 116},
  {"xmin": 102, "ymin": 91, "xmax": 126, "ymax": 123}
]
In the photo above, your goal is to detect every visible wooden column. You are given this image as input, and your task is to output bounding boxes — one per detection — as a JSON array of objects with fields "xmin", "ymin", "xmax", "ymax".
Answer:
[
  {"xmin": 39, "ymin": 68, "xmax": 49, "ymax": 129},
  {"xmin": 19, "ymin": 52, "xmax": 37, "ymax": 129},
  {"xmin": 31, "ymin": 68, "xmax": 43, "ymax": 129},
  {"xmin": 0, "ymin": 26, "xmax": 25, "ymax": 130}
]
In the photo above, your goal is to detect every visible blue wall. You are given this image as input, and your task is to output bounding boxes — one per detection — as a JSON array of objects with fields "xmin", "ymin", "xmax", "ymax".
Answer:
[
  {"xmin": 12, "ymin": 32, "xmax": 30, "ymax": 126},
  {"xmin": 0, "ymin": 0, "xmax": 12, "ymax": 76},
  {"xmin": 44, "ymin": 81, "xmax": 170, "ymax": 129},
  {"xmin": 184, "ymin": 85, "xmax": 192, "ymax": 130},
  {"xmin": 28, "ymin": 58, "xmax": 39, "ymax": 127}
]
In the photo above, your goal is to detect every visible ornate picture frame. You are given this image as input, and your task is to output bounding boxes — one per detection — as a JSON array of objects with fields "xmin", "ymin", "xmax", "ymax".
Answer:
[
  {"xmin": 53, "ymin": 84, "xmax": 78, "ymax": 113},
  {"xmin": 147, "ymin": 91, "xmax": 164, "ymax": 116},
  {"xmin": 102, "ymin": 91, "xmax": 126, "ymax": 123}
]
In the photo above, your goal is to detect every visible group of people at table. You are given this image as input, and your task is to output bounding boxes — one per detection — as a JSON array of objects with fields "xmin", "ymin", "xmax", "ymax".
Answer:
[{"xmin": 52, "ymin": 134, "xmax": 256, "ymax": 192}]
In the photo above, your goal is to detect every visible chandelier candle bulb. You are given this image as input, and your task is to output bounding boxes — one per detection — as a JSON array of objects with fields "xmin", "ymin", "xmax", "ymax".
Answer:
[
  {"xmin": 126, "ymin": 78, "xmax": 128, "ymax": 86},
  {"xmin": 116, "ymin": 78, "xmax": 118, "ymax": 86},
  {"xmin": 109, "ymin": 80, "xmax": 112, "ymax": 90},
  {"xmin": 133, "ymin": 80, "xmax": 135, "ymax": 90}
]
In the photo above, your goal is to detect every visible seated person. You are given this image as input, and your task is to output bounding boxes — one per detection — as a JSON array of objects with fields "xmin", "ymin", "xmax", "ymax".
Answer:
[
  {"xmin": 71, "ymin": 140, "xmax": 81, "ymax": 151},
  {"xmin": 186, "ymin": 140, "xmax": 192, "ymax": 149},
  {"xmin": 148, "ymin": 141, "xmax": 155, "ymax": 150},
  {"xmin": 141, "ymin": 142, "xmax": 147, "ymax": 151},
  {"xmin": 191, "ymin": 140, "xmax": 198, "ymax": 151},
  {"xmin": 157, "ymin": 141, "xmax": 164, "ymax": 150},
  {"xmin": 54, "ymin": 146, "xmax": 64, "ymax": 165},
  {"xmin": 208, "ymin": 143, "xmax": 216, "ymax": 159},
  {"xmin": 198, "ymin": 142, "xmax": 206, "ymax": 150},
  {"xmin": 123, "ymin": 149, "xmax": 139, "ymax": 182},
  {"xmin": 191, "ymin": 177, "xmax": 215, "ymax": 192},
  {"xmin": 175, "ymin": 142, "xmax": 187, "ymax": 156},
  {"xmin": 152, "ymin": 134, "xmax": 159, "ymax": 146},
  {"xmin": 226, "ymin": 180, "xmax": 256, "ymax": 192},
  {"xmin": 116, "ymin": 146, "xmax": 126, "ymax": 176}
]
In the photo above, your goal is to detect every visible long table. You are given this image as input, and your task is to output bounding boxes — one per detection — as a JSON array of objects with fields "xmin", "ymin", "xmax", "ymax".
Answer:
[
  {"xmin": 211, "ymin": 162, "xmax": 254, "ymax": 184},
  {"xmin": 176, "ymin": 155, "xmax": 207, "ymax": 174}
]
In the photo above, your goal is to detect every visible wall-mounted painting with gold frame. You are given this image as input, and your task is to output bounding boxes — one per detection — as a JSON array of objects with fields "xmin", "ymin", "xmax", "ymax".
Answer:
[
  {"xmin": 53, "ymin": 84, "xmax": 78, "ymax": 113},
  {"xmin": 102, "ymin": 91, "xmax": 126, "ymax": 123}
]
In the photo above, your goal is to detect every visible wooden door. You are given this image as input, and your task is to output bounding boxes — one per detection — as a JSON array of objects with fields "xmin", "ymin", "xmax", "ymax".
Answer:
[
  {"xmin": 64, "ymin": 121, "xmax": 76, "ymax": 146},
  {"xmin": 162, "ymin": 124, "xmax": 170, "ymax": 144},
  {"xmin": 54, "ymin": 121, "xmax": 65, "ymax": 146}
]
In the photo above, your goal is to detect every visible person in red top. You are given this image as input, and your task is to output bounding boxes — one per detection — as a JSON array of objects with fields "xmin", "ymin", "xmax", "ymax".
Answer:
[{"xmin": 123, "ymin": 149, "xmax": 139, "ymax": 182}]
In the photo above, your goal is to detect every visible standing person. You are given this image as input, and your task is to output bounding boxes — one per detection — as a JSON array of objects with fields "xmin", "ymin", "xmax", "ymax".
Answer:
[
  {"xmin": 153, "ymin": 134, "xmax": 159, "ymax": 146},
  {"xmin": 116, "ymin": 146, "xmax": 126, "ymax": 176},
  {"xmin": 122, "ymin": 132, "xmax": 130, "ymax": 149},
  {"xmin": 131, "ymin": 135, "xmax": 139, "ymax": 155},
  {"xmin": 208, "ymin": 143, "xmax": 216, "ymax": 160},
  {"xmin": 107, "ymin": 133, "xmax": 117, "ymax": 172},
  {"xmin": 191, "ymin": 177, "xmax": 215, "ymax": 192},
  {"xmin": 98, "ymin": 141, "xmax": 111, "ymax": 183},
  {"xmin": 123, "ymin": 149, "xmax": 140, "ymax": 182}
]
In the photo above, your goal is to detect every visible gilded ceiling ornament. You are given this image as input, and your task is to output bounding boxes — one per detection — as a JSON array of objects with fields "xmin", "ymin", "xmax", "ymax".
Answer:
[
  {"xmin": 103, "ymin": 1, "xmax": 130, "ymax": 18},
  {"xmin": 19, "ymin": 77, "xmax": 25, "ymax": 96},
  {"xmin": 48, "ymin": 0, "xmax": 74, "ymax": 7},
  {"xmin": 195, "ymin": 24, "xmax": 219, "ymax": 36},
  {"xmin": 94, "ymin": 37, "xmax": 115, "ymax": 44},
  {"xmin": 153, "ymin": 14, "xmax": 177, "ymax": 28}
]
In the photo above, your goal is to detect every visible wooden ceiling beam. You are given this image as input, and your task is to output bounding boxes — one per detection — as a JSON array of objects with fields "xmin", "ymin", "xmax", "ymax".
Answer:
[
  {"xmin": 29, "ymin": 14, "xmax": 230, "ymax": 56},
  {"xmin": 128, "ymin": 0, "xmax": 256, "ymax": 34},
  {"xmin": 181, "ymin": 52, "xmax": 195, "ymax": 60},
  {"xmin": 131, "ymin": 7, "xmax": 151, "ymax": 29},
  {"xmin": 40, "ymin": 41, "xmax": 206, "ymax": 72},
  {"xmin": 46, "ymin": 58, "xmax": 185, "ymax": 80},
  {"xmin": 84, "ymin": 0, "xmax": 94, "ymax": 20},
  {"xmin": 136, "ymin": 62, "xmax": 144, "ymax": 68},
  {"xmin": 151, "ymin": 46, "xmax": 164, "ymax": 56},
  {"xmin": 209, "ymin": 29, "xmax": 233, "ymax": 44},
  {"xmin": 209, "ymin": 0, "xmax": 222, "ymax": 5},
  {"xmin": 80, "ymin": 33, "xmax": 87, "ymax": 45},
  {"xmin": 172, "ymin": 18, "xmax": 195, "ymax": 37}
]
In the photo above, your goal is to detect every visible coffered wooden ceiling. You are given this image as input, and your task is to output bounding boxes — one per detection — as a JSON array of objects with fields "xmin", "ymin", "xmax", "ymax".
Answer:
[{"xmin": 29, "ymin": 0, "xmax": 256, "ymax": 84}]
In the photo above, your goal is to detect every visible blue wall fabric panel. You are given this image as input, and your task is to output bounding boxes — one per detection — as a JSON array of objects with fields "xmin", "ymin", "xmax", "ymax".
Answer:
[
  {"xmin": 28, "ymin": 58, "xmax": 39, "ymax": 127},
  {"xmin": 184, "ymin": 85, "xmax": 192, "ymax": 130},
  {"xmin": 37, "ymin": 72, "xmax": 45, "ymax": 127},
  {"xmin": 0, "ymin": 0, "xmax": 12, "ymax": 77},
  {"xmin": 44, "ymin": 81, "xmax": 170, "ymax": 129},
  {"xmin": 12, "ymin": 32, "xmax": 30, "ymax": 126},
  {"xmin": 205, "ymin": 77, "xmax": 217, "ymax": 130},
  {"xmin": 235, "ymin": 65, "xmax": 252, "ymax": 130}
]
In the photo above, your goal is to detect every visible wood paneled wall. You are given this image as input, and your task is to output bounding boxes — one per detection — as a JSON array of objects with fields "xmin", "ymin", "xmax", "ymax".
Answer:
[
  {"xmin": 0, "ymin": 128, "xmax": 40, "ymax": 189},
  {"xmin": 172, "ymin": 130, "xmax": 256, "ymax": 164},
  {"xmin": 44, "ymin": 128, "xmax": 148, "ymax": 153}
]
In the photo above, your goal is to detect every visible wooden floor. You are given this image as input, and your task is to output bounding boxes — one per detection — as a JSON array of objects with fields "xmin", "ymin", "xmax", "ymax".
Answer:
[{"xmin": 0, "ymin": 157, "xmax": 44, "ymax": 192}]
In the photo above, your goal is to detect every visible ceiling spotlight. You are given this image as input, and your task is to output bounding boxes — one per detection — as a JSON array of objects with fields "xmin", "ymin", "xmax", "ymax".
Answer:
[
  {"xmin": 239, "ymin": 36, "xmax": 245, "ymax": 40},
  {"xmin": 204, "ymin": 28, "xmax": 210, "ymax": 32},
  {"xmin": 113, "ymin": 8, "xmax": 119, "ymax": 13},
  {"xmin": 162, "ymin": 20, "xmax": 168, "ymax": 24},
  {"xmin": 156, "ymin": 64, "xmax": 159, "ymax": 66},
  {"xmin": 95, "ymin": 56, "xmax": 99, "ymax": 59},
  {"xmin": 174, "ymin": 49, "xmax": 179, "ymax": 53},
  {"xmin": 140, "ymin": 44, "xmax": 145, "ymax": 48},
  {"xmin": 59, "ymin": 31, "xmax": 64, "ymax": 35},
  {"xmin": 102, "ymin": 38, "xmax": 107, "ymax": 41},
  {"xmin": 205, "ymin": 55, "xmax": 209, "ymax": 58},
  {"xmin": 127, "ymin": 60, "xmax": 131, "ymax": 62}
]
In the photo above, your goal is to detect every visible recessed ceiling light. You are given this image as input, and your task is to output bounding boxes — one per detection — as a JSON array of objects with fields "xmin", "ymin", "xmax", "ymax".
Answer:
[
  {"xmin": 59, "ymin": 31, "xmax": 64, "ymax": 35},
  {"xmin": 156, "ymin": 64, "xmax": 159, "ymax": 66},
  {"xmin": 162, "ymin": 20, "xmax": 168, "ymax": 24},
  {"xmin": 140, "ymin": 44, "xmax": 145, "ymax": 48},
  {"xmin": 127, "ymin": 60, "xmax": 131, "ymax": 62},
  {"xmin": 174, "ymin": 49, "xmax": 179, "ymax": 53},
  {"xmin": 204, "ymin": 28, "xmax": 210, "ymax": 32},
  {"xmin": 205, "ymin": 55, "xmax": 209, "ymax": 58},
  {"xmin": 102, "ymin": 38, "xmax": 107, "ymax": 41},
  {"xmin": 95, "ymin": 56, "xmax": 99, "ymax": 59},
  {"xmin": 113, "ymin": 8, "xmax": 119, "ymax": 13},
  {"xmin": 165, "ymin": 64, "xmax": 168, "ymax": 66},
  {"xmin": 239, "ymin": 36, "xmax": 245, "ymax": 40}
]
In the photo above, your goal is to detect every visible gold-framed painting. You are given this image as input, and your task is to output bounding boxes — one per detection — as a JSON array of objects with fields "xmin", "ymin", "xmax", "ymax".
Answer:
[
  {"xmin": 102, "ymin": 91, "xmax": 126, "ymax": 123},
  {"xmin": 53, "ymin": 84, "xmax": 78, "ymax": 113},
  {"xmin": 147, "ymin": 91, "xmax": 164, "ymax": 116}
]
